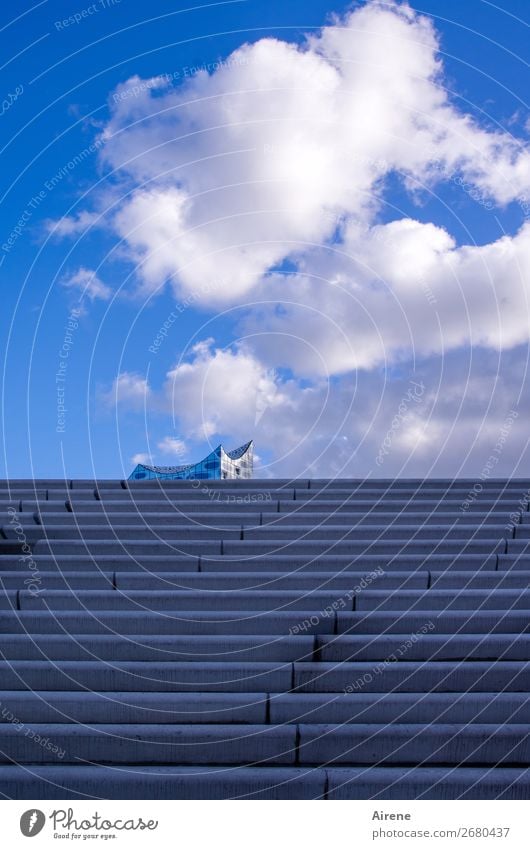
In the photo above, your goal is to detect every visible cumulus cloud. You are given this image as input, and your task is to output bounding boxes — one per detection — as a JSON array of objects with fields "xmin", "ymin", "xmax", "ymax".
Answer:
[
  {"xmin": 102, "ymin": 371, "xmax": 151, "ymax": 410},
  {"xmin": 82, "ymin": 0, "xmax": 530, "ymax": 475},
  {"xmin": 89, "ymin": 0, "xmax": 530, "ymax": 317},
  {"xmin": 163, "ymin": 340, "xmax": 295, "ymax": 440},
  {"xmin": 157, "ymin": 436, "xmax": 188, "ymax": 457},
  {"xmin": 242, "ymin": 218, "xmax": 530, "ymax": 373},
  {"xmin": 49, "ymin": 211, "xmax": 101, "ymax": 238},
  {"xmin": 131, "ymin": 452, "xmax": 152, "ymax": 465},
  {"xmin": 112, "ymin": 344, "xmax": 529, "ymax": 478},
  {"xmin": 60, "ymin": 266, "xmax": 112, "ymax": 303}
]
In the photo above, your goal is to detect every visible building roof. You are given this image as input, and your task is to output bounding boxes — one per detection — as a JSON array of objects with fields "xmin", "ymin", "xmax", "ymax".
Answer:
[{"xmin": 130, "ymin": 440, "xmax": 253, "ymax": 476}]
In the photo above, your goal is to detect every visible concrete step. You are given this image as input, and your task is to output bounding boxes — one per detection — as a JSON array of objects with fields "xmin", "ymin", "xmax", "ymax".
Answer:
[
  {"xmin": 0, "ymin": 661, "xmax": 293, "ymax": 692},
  {"xmin": 325, "ymin": 766, "xmax": 530, "ymax": 800},
  {"xmin": 32, "ymin": 510, "xmax": 517, "ymax": 527},
  {"xmin": 0, "ymin": 501, "xmax": 24, "ymax": 511},
  {"xmin": 0, "ymin": 691, "xmax": 268, "ymax": 723},
  {"xmin": 298, "ymin": 724, "xmax": 530, "ymax": 765},
  {"xmin": 0, "ymin": 723, "xmax": 297, "ymax": 765},
  {"xmin": 0, "ymin": 541, "xmax": 29, "ymax": 556},
  {"xmin": 0, "ymin": 591, "xmax": 17, "ymax": 609},
  {"xmin": 270, "ymin": 692, "xmax": 530, "ymax": 724},
  {"xmin": 4, "ymin": 525, "xmax": 241, "ymax": 541},
  {"xmin": 294, "ymin": 661, "xmax": 530, "ymax": 692},
  {"xmin": 0, "ymin": 610, "xmax": 334, "ymax": 635},
  {"xmin": 430, "ymin": 571, "xmax": 530, "ymax": 588},
  {"xmin": 114, "ymin": 571, "xmax": 428, "ymax": 591},
  {"xmin": 32, "ymin": 540, "xmax": 220, "ymax": 556},
  {"xmin": 317, "ymin": 634, "xmax": 530, "ymax": 661},
  {"xmin": 68, "ymin": 481, "xmax": 125, "ymax": 490},
  {"xmin": 0, "ymin": 764, "xmax": 325, "ymax": 800},
  {"xmin": 505, "ymin": 541, "xmax": 530, "ymax": 553},
  {"xmin": 268, "ymin": 512, "xmax": 516, "ymax": 525},
  {"xmin": 305, "ymin": 478, "xmax": 529, "ymax": 490},
  {"xmin": 0, "ymin": 555, "xmax": 200, "ymax": 572},
  {"xmin": 292, "ymin": 490, "xmax": 525, "ymax": 501},
  {"xmin": 201, "ymin": 554, "xmax": 499, "ymax": 571},
  {"xmin": 0, "ymin": 634, "xmax": 315, "ymax": 662},
  {"xmin": 39, "ymin": 512, "xmax": 261, "ymax": 527},
  {"xmin": 14, "ymin": 587, "xmax": 530, "ymax": 612},
  {"xmin": 221, "ymin": 540, "xmax": 505, "ymax": 556},
  {"xmin": 337, "ymin": 611, "xmax": 530, "ymax": 634},
  {"xmin": 125, "ymin": 479, "xmax": 298, "ymax": 490},
  {"xmin": 19, "ymin": 589, "xmax": 354, "ymax": 612},
  {"xmin": 59, "ymin": 497, "xmax": 521, "ymax": 514},
  {"xmin": 355, "ymin": 590, "xmax": 530, "ymax": 611},
  {"xmin": 30, "ymin": 499, "xmax": 279, "ymax": 514},
  {"xmin": 88, "ymin": 488, "xmax": 292, "ymax": 502},
  {"xmin": 279, "ymin": 493, "xmax": 524, "ymax": 510},
  {"xmin": 241, "ymin": 525, "xmax": 507, "ymax": 540},
  {"xmin": 0, "ymin": 489, "xmax": 48, "ymax": 500},
  {"xmin": 0, "ymin": 764, "xmax": 527, "ymax": 800},
  {"xmin": 498, "ymin": 555, "xmax": 530, "ymax": 571},
  {"xmin": 2, "ymin": 720, "xmax": 526, "ymax": 766},
  {"xmin": 0, "ymin": 572, "xmax": 113, "ymax": 589},
  {"xmin": 18, "ymin": 523, "xmax": 511, "ymax": 543}
]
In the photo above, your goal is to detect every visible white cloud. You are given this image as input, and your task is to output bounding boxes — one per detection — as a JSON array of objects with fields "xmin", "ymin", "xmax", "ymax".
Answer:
[
  {"xmin": 131, "ymin": 452, "xmax": 152, "ymax": 465},
  {"xmin": 87, "ymin": 0, "xmax": 530, "ymax": 315},
  {"xmin": 81, "ymin": 1, "xmax": 530, "ymax": 476},
  {"xmin": 164, "ymin": 340, "xmax": 294, "ymax": 440},
  {"xmin": 102, "ymin": 371, "xmax": 151, "ymax": 410},
  {"xmin": 48, "ymin": 210, "xmax": 101, "ymax": 238},
  {"xmin": 157, "ymin": 436, "xmax": 188, "ymax": 457},
  {"xmin": 111, "ymin": 342, "xmax": 530, "ymax": 478},
  {"xmin": 60, "ymin": 266, "xmax": 112, "ymax": 303},
  {"xmin": 241, "ymin": 218, "xmax": 530, "ymax": 373}
]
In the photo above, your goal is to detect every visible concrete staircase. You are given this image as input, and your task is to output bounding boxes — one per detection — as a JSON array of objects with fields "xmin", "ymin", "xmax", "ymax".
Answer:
[{"xmin": 0, "ymin": 477, "xmax": 528, "ymax": 799}]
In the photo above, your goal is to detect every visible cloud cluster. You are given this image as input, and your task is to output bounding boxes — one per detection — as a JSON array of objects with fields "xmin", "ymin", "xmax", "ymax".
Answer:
[
  {"xmin": 73, "ymin": 0, "xmax": 530, "ymax": 474},
  {"xmin": 111, "ymin": 341, "xmax": 528, "ymax": 477},
  {"xmin": 91, "ymin": 0, "xmax": 530, "ymax": 315}
]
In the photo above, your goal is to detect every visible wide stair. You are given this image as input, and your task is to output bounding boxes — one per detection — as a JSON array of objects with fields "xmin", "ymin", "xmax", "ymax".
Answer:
[{"xmin": 0, "ymin": 477, "xmax": 528, "ymax": 799}]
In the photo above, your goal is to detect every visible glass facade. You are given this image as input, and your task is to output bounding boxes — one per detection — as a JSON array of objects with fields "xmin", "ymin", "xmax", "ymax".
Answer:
[{"xmin": 129, "ymin": 441, "xmax": 254, "ymax": 481}]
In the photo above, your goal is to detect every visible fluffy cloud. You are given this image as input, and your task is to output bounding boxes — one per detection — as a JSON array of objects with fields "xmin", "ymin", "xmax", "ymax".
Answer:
[
  {"xmin": 77, "ymin": 0, "xmax": 530, "ymax": 475},
  {"xmin": 102, "ymin": 372, "xmax": 151, "ymax": 411},
  {"xmin": 131, "ymin": 452, "xmax": 152, "ymax": 465},
  {"xmin": 242, "ymin": 218, "xmax": 530, "ymax": 373},
  {"xmin": 90, "ymin": 0, "xmax": 530, "ymax": 316},
  {"xmin": 163, "ymin": 340, "xmax": 295, "ymax": 441},
  {"xmin": 49, "ymin": 211, "xmax": 101, "ymax": 238},
  {"xmin": 112, "ymin": 343, "xmax": 529, "ymax": 478},
  {"xmin": 157, "ymin": 436, "xmax": 188, "ymax": 457},
  {"xmin": 60, "ymin": 266, "xmax": 112, "ymax": 303}
]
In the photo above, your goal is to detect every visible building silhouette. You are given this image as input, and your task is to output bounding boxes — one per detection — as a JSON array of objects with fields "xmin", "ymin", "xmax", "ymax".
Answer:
[{"xmin": 129, "ymin": 440, "xmax": 253, "ymax": 481}]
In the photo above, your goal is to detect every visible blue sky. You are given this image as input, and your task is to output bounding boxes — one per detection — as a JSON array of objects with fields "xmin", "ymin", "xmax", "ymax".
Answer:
[{"xmin": 1, "ymin": 0, "xmax": 530, "ymax": 479}]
